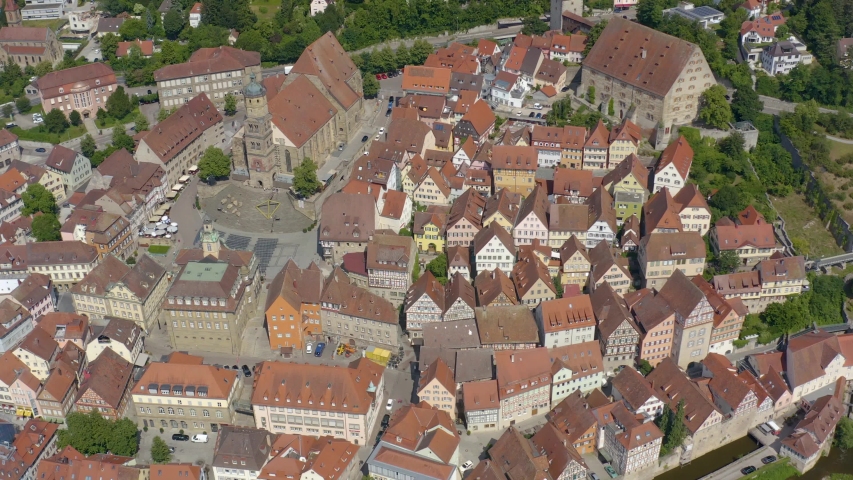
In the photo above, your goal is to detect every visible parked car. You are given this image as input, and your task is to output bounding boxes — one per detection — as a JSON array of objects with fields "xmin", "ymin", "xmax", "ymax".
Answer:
[
  {"xmin": 528, "ymin": 112, "xmax": 536, "ymax": 117},
  {"xmin": 191, "ymin": 434, "xmax": 208, "ymax": 443},
  {"xmin": 241, "ymin": 365, "xmax": 252, "ymax": 377},
  {"xmin": 5, "ymin": 123, "xmax": 17, "ymax": 129},
  {"xmin": 386, "ymin": 399, "xmax": 394, "ymax": 411},
  {"xmin": 741, "ymin": 466, "xmax": 756, "ymax": 475},
  {"xmin": 761, "ymin": 456, "xmax": 777, "ymax": 465},
  {"xmin": 231, "ymin": 365, "xmax": 238, "ymax": 370},
  {"xmin": 386, "ymin": 108, "xmax": 392, "ymax": 117},
  {"xmin": 379, "ymin": 127, "xmax": 385, "ymax": 134},
  {"xmin": 589, "ymin": 474, "xmax": 600, "ymax": 480},
  {"xmin": 381, "ymin": 414, "xmax": 390, "ymax": 428},
  {"xmin": 461, "ymin": 461, "xmax": 474, "ymax": 471},
  {"xmin": 33, "ymin": 117, "xmax": 43, "ymax": 124},
  {"xmin": 381, "ymin": 73, "xmax": 388, "ymax": 79},
  {"xmin": 603, "ymin": 465, "xmax": 617, "ymax": 478},
  {"xmin": 171, "ymin": 434, "xmax": 189, "ymax": 441},
  {"xmin": 375, "ymin": 74, "xmax": 382, "ymax": 80},
  {"xmin": 535, "ymin": 113, "xmax": 542, "ymax": 118},
  {"xmin": 306, "ymin": 343, "xmax": 313, "ymax": 354},
  {"xmin": 361, "ymin": 135, "xmax": 369, "ymax": 142},
  {"xmin": 314, "ymin": 342, "xmax": 326, "ymax": 357},
  {"xmin": 35, "ymin": 148, "xmax": 46, "ymax": 153}
]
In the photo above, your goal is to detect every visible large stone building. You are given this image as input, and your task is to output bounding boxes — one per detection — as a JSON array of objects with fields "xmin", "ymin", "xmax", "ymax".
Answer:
[
  {"xmin": 233, "ymin": 33, "xmax": 364, "ymax": 183},
  {"xmin": 36, "ymin": 63, "xmax": 118, "ymax": 119},
  {"xmin": 0, "ymin": 23, "xmax": 63, "ymax": 69},
  {"xmin": 71, "ymin": 254, "xmax": 168, "ymax": 332},
  {"xmin": 136, "ymin": 93, "xmax": 223, "ymax": 187},
  {"xmin": 154, "ymin": 46, "xmax": 261, "ymax": 109},
  {"xmin": 251, "ymin": 359, "xmax": 385, "ymax": 445},
  {"xmin": 132, "ymin": 352, "xmax": 243, "ymax": 433},
  {"xmin": 0, "ymin": 241, "xmax": 99, "ymax": 291},
  {"xmin": 580, "ymin": 18, "xmax": 712, "ymax": 132},
  {"xmin": 163, "ymin": 223, "xmax": 260, "ymax": 355}
]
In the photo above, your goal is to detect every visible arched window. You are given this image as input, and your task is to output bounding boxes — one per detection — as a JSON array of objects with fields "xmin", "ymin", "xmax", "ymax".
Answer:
[
  {"xmin": 203, "ymin": 410, "xmax": 210, "ymax": 417},
  {"xmin": 177, "ymin": 408, "xmax": 184, "ymax": 416},
  {"xmin": 167, "ymin": 407, "xmax": 175, "ymax": 415},
  {"xmin": 158, "ymin": 407, "xmax": 165, "ymax": 414},
  {"xmin": 190, "ymin": 409, "xmax": 197, "ymax": 417}
]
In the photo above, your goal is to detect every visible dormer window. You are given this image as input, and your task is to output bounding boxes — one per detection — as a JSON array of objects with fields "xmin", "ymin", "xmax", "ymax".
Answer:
[{"xmin": 58, "ymin": 88, "xmax": 64, "ymax": 94}]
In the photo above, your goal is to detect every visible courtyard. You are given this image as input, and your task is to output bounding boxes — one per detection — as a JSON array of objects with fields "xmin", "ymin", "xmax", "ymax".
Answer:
[{"xmin": 200, "ymin": 183, "xmax": 312, "ymax": 235}]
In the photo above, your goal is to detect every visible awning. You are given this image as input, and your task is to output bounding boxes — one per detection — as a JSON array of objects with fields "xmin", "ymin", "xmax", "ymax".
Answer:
[
  {"xmin": 178, "ymin": 175, "xmax": 191, "ymax": 183},
  {"xmin": 166, "ymin": 191, "xmax": 178, "ymax": 199},
  {"xmin": 134, "ymin": 352, "xmax": 150, "ymax": 367},
  {"xmin": 148, "ymin": 215, "xmax": 160, "ymax": 222},
  {"xmin": 188, "ymin": 165, "xmax": 199, "ymax": 173},
  {"xmin": 171, "ymin": 184, "xmax": 183, "ymax": 192}
]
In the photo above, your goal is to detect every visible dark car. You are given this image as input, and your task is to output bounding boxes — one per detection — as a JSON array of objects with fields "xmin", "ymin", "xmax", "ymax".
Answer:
[
  {"xmin": 172, "ymin": 434, "xmax": 189, "ymax": 441},
  {"xmin": 35, "ymin": 148, "xmax": 46, "ymax": 152},
  {"xmin": 386, "ymin": 109, "xmax": 392, "ymax": 117},
  {"xmin": 231, "ymin": 365, "xmax": 238, "ymax": 370},
  {"xmin": 741, "ymin": 466, "xmax": 756, "ymax": 475},
  {"xmin": 241, "ymin": 365, "xmax": 252, "ymax": 377},
  {"xmin": 314, "ymin": 342, "xmax": 326, "ymax": 357},
  {"xmin": 4, "ymin": 123, "xmax": 16, "ymax": 129},
  {"xmin": 389, "ymin": 96, "xmax": 394, "ymax": 103},
  {"xmin": 361, "ymin": 135, "xmax": 369, "ymax": 142},
  {"xmin": 761, "ymin": 456, "xmax": 777, "ymax": 465},
  {"xmin": 223, "ymin": 365, "xmax": 231, "ymax": 369},
  {"xmin": 535, "ymin": 113, "xmax": 542, "ymax": 118},
  {"xmin": 375, "ymin": 432, "xmax": 383, "ymax": 444},
  {"xmin": 381, "ymin": 414, "xmax": 391, "ymax": 428},
  {"xmin": 528, "ymin": 112, "xmax": 535, "ymax": 117}
]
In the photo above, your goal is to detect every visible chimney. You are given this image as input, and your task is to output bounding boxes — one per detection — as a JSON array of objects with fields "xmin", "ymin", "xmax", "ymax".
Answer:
[{"xmin": 511, "ymin": 354, "xmax": 515, "ymax": 363}]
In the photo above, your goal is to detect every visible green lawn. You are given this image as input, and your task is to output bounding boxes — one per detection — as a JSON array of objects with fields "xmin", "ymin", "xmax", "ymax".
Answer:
[
  {"xmin": 829, "ymin": 138, "xmax": 853, "ymax": 161},
  {"xmin": 148, "ymin": 245, "xmax": 171, "ymax": 255},
  {"xmin": 772, "ymin": 192, "xmax": 844, "ymax": 258},
  {"xmin": 22, "ymin": 19, "xmax": 67, "ymax": 31},
  {"xmin": 250, "ymin": 0, "xmax": 282, "ymax": 21},
  {"xmin": 8, "ymin": 124, "xmax": 87, "ymax": 143},
  {"xmin": 94, "ymin": 107, "xmax": 141, "ymax": 129},
  {"xmin": 743, "ymin": 457, "xmax": 799, "ymax": 480}
]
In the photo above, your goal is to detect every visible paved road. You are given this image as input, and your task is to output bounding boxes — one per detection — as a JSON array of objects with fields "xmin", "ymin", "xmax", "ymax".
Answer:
[
  {"xmin": 760, "ymin": 94, "xmax": 845, "ymax": 116},
  {"xmin": 699, "ymin": 446, "xmax": 777, "ymax": 480}
]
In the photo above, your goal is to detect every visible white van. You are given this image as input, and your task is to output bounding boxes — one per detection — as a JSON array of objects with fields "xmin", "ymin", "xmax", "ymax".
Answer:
[
  {"xmin": 191, "ymin": 434, "xmax": 208, "ymax": 443},
  {"xmin": 306, "ymin": 343, "xmax": 313, "ymax": 354},
  {"xmin": 533, "ymin": 103, "xmax": 543, "ymax": 110}
]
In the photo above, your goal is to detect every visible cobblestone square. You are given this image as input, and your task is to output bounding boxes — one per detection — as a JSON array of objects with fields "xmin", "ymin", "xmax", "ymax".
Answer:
[{"xmin": 200, "ymin": 183, "xmax": 312, "ymax": 234}]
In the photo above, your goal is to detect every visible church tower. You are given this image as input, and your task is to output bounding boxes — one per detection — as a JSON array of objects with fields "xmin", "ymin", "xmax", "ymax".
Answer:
[
  {"xmin": 550, "ymin": 0, "xmax": 562, "ymax": 32},
  {"xmin": 5, "ymin": 0, "xmax": 21, "ymax": 28},
  {"xmin": 241, "ymin": 73, "xmax": 276, "ymax": 187},
  {"xmin": 201, "ymin": 219, "xmax": 221, "ymax": 259}
]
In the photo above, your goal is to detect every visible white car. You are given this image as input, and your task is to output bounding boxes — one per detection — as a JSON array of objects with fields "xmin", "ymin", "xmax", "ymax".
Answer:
[
  {"xmin": 33, "ymin": 117, "xmax": 43, "ymax": 124},
  {"xmin": 461, "ymin": 461, "xmax": 474, "ymax": 471},
  {"xmin": 379, "ymin": 127, "xmax": 385, "ymax": 134},
  {"xmin": 306, "ymin": 343, "xmax": 313, "ymax": 354},
  {"xmin": 94, "ymin": 48, "xmax": 100, "ymax": 53},
  {"xmin": 386, "ymin": 399, "xmax": 393, "ymax": 411},
  {"xmin": 190, "ymin": 434, "xmax": 208, "ymax": 443}
]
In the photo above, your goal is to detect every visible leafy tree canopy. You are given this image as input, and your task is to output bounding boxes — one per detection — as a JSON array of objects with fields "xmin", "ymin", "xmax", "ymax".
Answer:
[
  {"xmin": 31, "ymin": 213, "xmax": 61, "ymax": 242},
  {"xmin": 57, "ymin": 411, "xmax": 139, "ymax": 456},
  {"xmin": 21, "ymin": 184, "xmax": 57, "ymax": 216},
  {"xmin": 292, "ymin": 158, "xmax": 321, "ymax": 198},
  {"xmin": 198, "ymin": 146, "xmax": 231, "ymax": 179}
]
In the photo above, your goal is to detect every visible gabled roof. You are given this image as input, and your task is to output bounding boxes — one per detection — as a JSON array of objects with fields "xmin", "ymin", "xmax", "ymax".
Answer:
[
  {"xmin": 584, "ymin": 120, "xmax": 609, "ymax": 149},
  {"xmin": 473, "ymin": 221, "xmax": 515, "ymax": 255},
  {"xmin": 588, "ymin": 240, "xmax": 630, "ymax": 284},
  {"xmin": 406, "ymin": 271, "xmax": 445, "ymax": 313},
  {"xmin": 655, "ymin": 135, "xmax": 693, "ymax": 179},
  {"xmin": 602, "ymin": 154, "xmax": 648, "ymax": 191},
  {"xmin": 514, "ymin": 185, "xmax": 548, "ymax": 228},
  {"xmin": 639, "ymin": 231, "xmax": 705, "ymax": 261},
  {"xmin": 713, "ymin": 218, "xmax": 778, "ymax": 250},
  {"xmin": 537, "ymin": 294, "xmax": 595, "ymax": 334},
  {"xmin": 269, "ymin": 76, "xmax": 337, "ymax": 148},
  {"xmin": 473, "ymin": 269, "xmax": 517, "ymax": 307},
  {"xmin": 511, "ymin": 255, "xmax": 556, "ymax": 299},
  {"xmin": 138, "ymin": 93, "xmax": 221, "ymax": 164},
  {"xmin": 291, "ymin": 33, "xmax": 361, "ymax": 109},
  {"xmin": 643, "ymin": 189, "xmax": 684, "ymax": 233},
  {"xmin": 458, "ymin": 100, "xmax": 495, "ymax": 136},
  {"xmin": 785, "ymin": 330, "xmax": 842, "ymax": 389},
  {"xmin": 559, "ymin": 235, "xmax": 590, "ymax": 264},
  {"xmin": 657, "ymin": 269, "xmax": 706, "ymax": 318},
  {"xmin": 547, "ymin": 389, "xmax": 598, "ymax": 445},
  {"xmin": 590, "ymin": 283, "xmax": 638, "ymax": 340},
  {"xmin": 611, "ymin": 366, "xmax": 660, "ymax": 412},
  {"xmin": 490, "ymin": 145, "xmax": 537, "ymax": 171},
  {"xmin": 418, "ymin": 357, "xmax": 456, "ymax": 395},
  {"xmin": 476, "ymin": 306, "xmax": 538, "ymax": 346},
  {"xmin": 447, "ymin": 188, "xmax": 486, "ymax": 230},
  {"xmin": 484, "ymin": 188, "xmax": 521, "ymax": 225},
  {"xmin": 552, "ymin": 168, "xmax": 593, "ymax": 198},
  {"xmin": 154, "ymin": 46, "xmax": 259, "ymax": 81},
  {"xmin": 646, "ymin": 357, "xmax": 720, "ymax": 434}
]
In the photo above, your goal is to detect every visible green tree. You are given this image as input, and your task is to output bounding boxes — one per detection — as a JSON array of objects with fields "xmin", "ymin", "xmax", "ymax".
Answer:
[
  {"xmin": 43, "ymin": 109, "xmax": 69, "ymax": 134},
  {"xmin": 775, "ymin": 24, "xmax": 790, "ymax": 40},
  {"xmin": 160, "ymin": 41, "xmax": 188, "ymax": 65},
  {"xmin": 638, "ymin": 359, "xmax": 654, "ymax": 376},
  {"xmin": 412, "ymin": 253, "xmax": 420, "ymax": 282},
  {"xmin": 223, "ymin": 94, "xmax": 237, "ymax": 116},
  {"xmin": 714, "ymin": 250, "xmax": 741, "ymax": 274},
  {"xmin": 710, "ymin": 184, "xmax": 747, "ymax": 219},
  {"xmin": 665, "ymin": 400, "xmax": 688, "ymax": 453},
  {"xmin": 31, "ymin": 213, "xmax": 61, "ymax": 242},
  {"xmin": 521, "ymin": 15, "xmax": 548, "ymax": 36},
  {"xmin": 57, "ymin": 411, "xmax": 138, "ymax": 456},
  {"xmin": 583, "ymin": 20, "xmax": 608, "ymax": 56},
  {"xmin": 362, "ymin": 73, "xmax": 379, "ymax": 99},
  {"xmin": 234, "ymin": 29, "xmax": 267, "ymax": 54},
  {"xmin": 134, "ymin": 113, "xmax": 149, "ymax": 132},
  {"xmin": 425, "ymin": 253, "xmax": 448, "ymax": 284},
  {"xmin": 292, "ymin": 157, "xmax": 321, "ymax": 197},
  {"xmin": 587, "ymin": 85, "xmax": 595, "ymax": 104},
  {"xmin": 637, "ymin": 0, "xmax": 665, "ymax": 28},
  {"xmin": 119, "ymin": 18, "xmax": 148, "ymax": 40},
  {"xmin": 699, "ymin": 85, "xmax": 733, "ymax": 130},
  {"xmin": 100, "ymin": 33, "xmax": 120, "ymax": 61},
  {"xmin": 31, "ymin": 61, "xmax": 52, "ymax": 78},
  {"xmin": 106, "ymin": 86, "xmax": 132, "ymax": 120},
  {"xmin": 761, "ymin": 297, "xmax": 810, "ymax": 333},
  {"xmin": 151, "ymin": 436, "xmax": 171, "ymax": 463},
  {"xmin": 608, "ymin": 98, "xmax": 614, "ymax": 116},
  {"xmin": 81, "ymin": 134, "xmax": 97, "ymax": 160},
  {"xmin": 409, "ymin": 40, "xmax": 434, "ymax": 65},
  {"xmin": 1, "ymin": 104, "xmax": 13, "ymax": 119},
  {"xmin": 21, "ymin": 184, "xmax": 57, "ymax": 216},
  {"xmin": 112, "ymin": 129, "xmax": 135, "ymax": 151},
  {"xmin": 731, "ymin": 87, "xmax": 763, "ymax": 123},
  {"xmin": 835, "ymin": 417, "xmax": 853, "ymax": 450},
  {"xmin": 157, "ymin": 107, "xmax": 175, "ymax": 122},
  {"xmin": 199, "ymin": 146, "xmax": 231, "ymax": 179},
  {"xmin": 96, "ymin": 107, "xmax": 108, "ymax": 125},
  {"xmin": 552, "ymin": 275, "xmax": 563, "ymax": 298},
  {"xmin": 14, "ymin": 97, "xmax": 30, "ymax": 114},
  {"xmin": 69, "ymin": 110, "xmax": 82, "ymax": 127},
  {"xmin": 163, "ymin": 7, "xmax": 186, "ymax": 39}
]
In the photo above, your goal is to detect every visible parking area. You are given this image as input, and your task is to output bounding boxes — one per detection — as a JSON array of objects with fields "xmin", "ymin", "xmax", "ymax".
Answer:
[{"xmin": 138, "ymin": 428, "xmax": 217, "ymax": 466}]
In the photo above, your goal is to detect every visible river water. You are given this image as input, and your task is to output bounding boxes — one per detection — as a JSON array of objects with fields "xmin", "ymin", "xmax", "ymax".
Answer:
[{"xmin": 795, "ymin": 447, "xmax": 853, "ymax": 480}]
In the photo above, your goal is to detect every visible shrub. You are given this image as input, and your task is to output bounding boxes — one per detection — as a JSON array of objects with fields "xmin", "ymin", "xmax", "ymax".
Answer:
[
  {"xmin": 733, "ymin": 338, "xmax": 748, "ymax": 348},
  {"xmin": 159, "ymin": 428, "xmax": 164, "ymax": 433},
  {"xmin": 845, "ymin": 202, "xmax": 853, "ymax": 211},
  {"xmin": 259, "ymin": 6, "xmax": 267, "ymax": 13}
]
